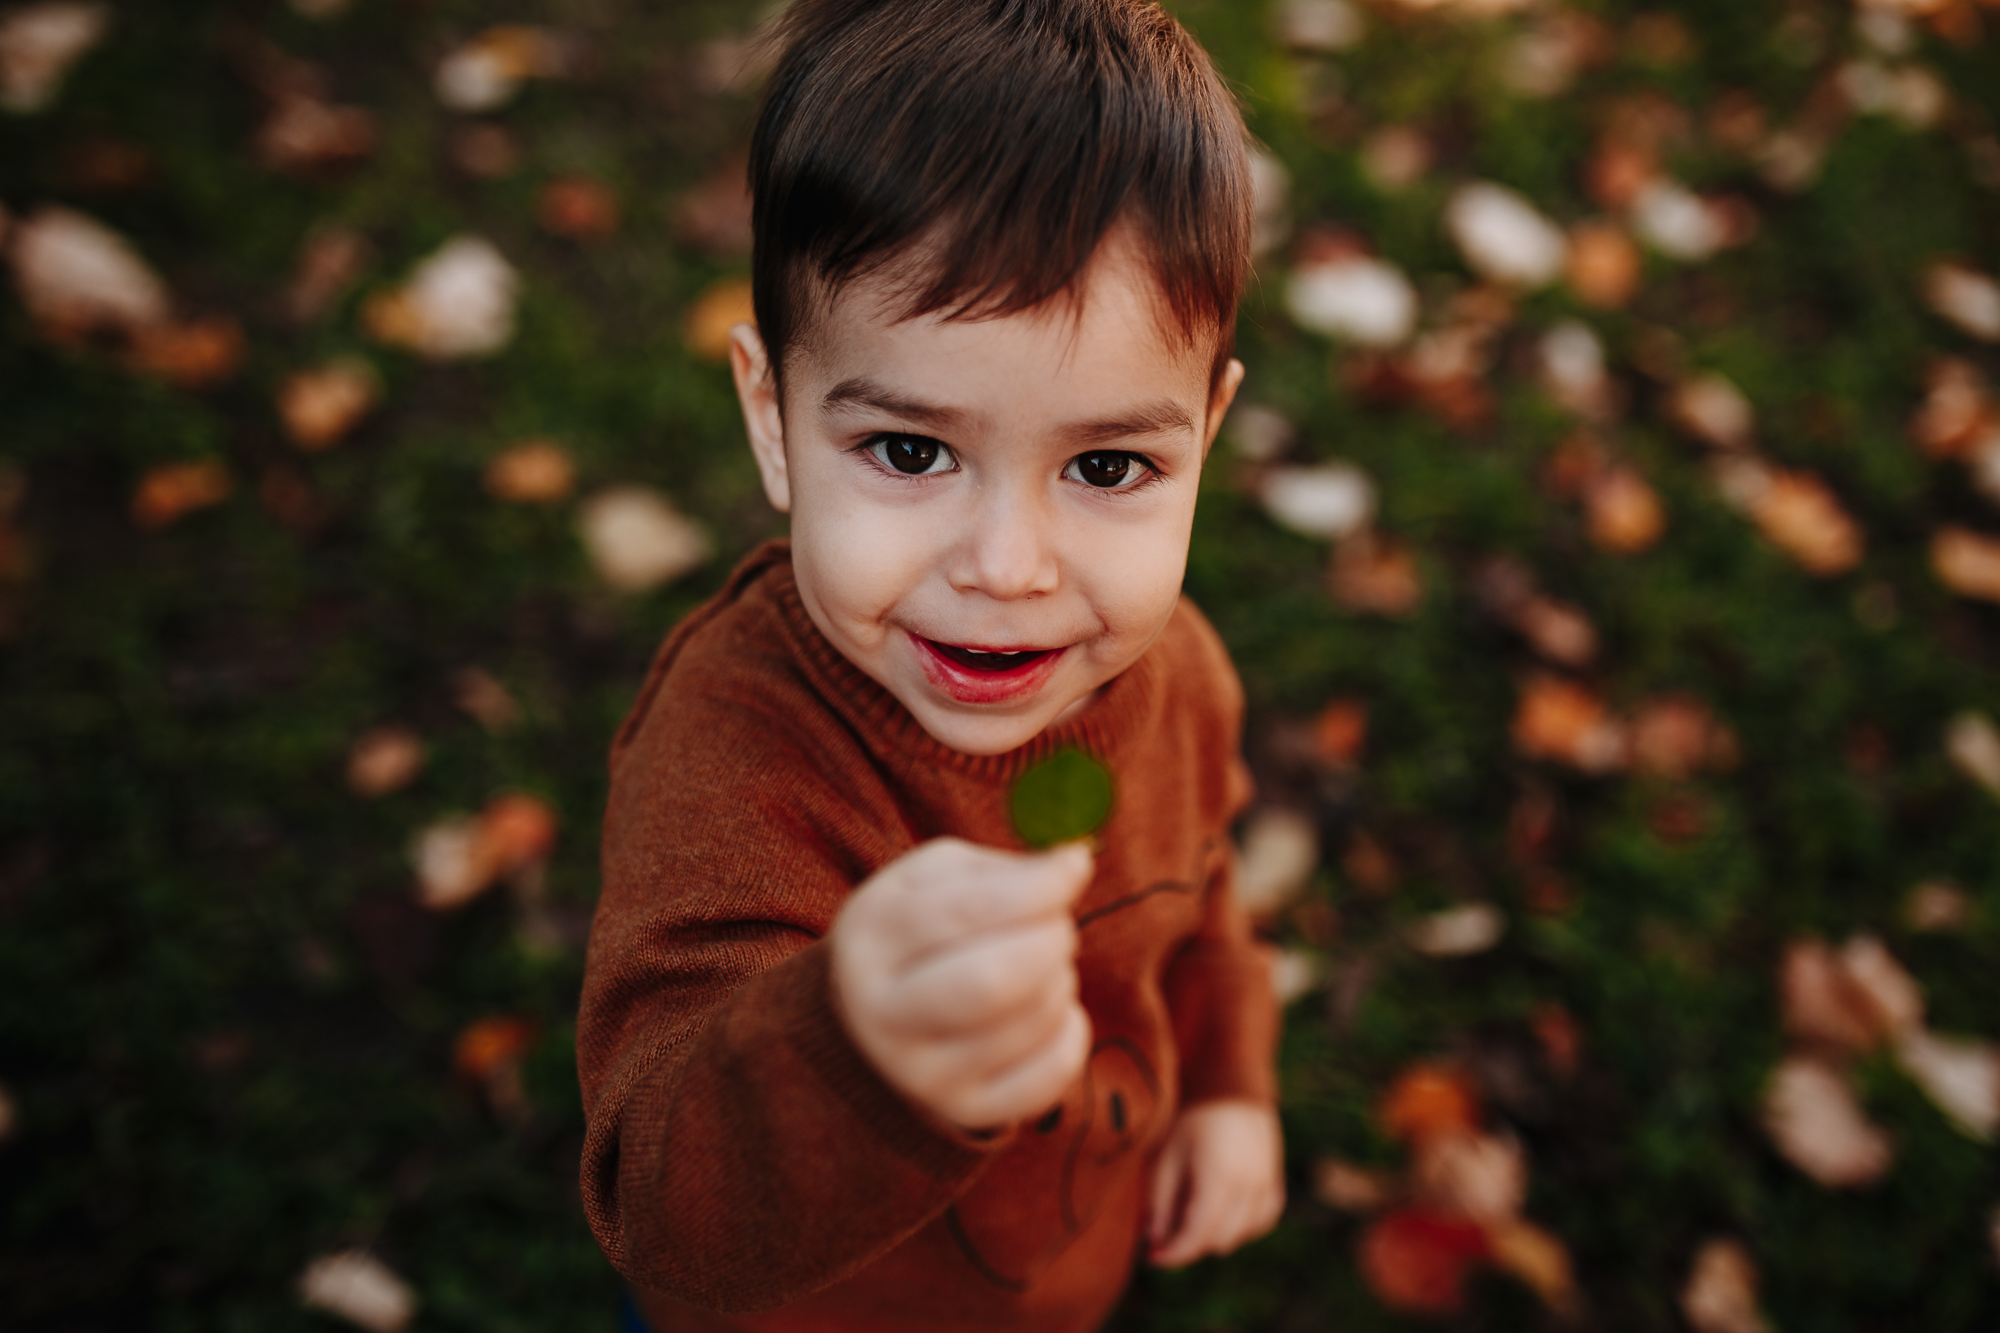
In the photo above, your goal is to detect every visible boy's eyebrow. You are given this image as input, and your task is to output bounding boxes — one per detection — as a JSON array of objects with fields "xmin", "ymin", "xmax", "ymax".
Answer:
[{"xmin": 821, "ymin": 377, "xmax": 1197, "ymax": 446}]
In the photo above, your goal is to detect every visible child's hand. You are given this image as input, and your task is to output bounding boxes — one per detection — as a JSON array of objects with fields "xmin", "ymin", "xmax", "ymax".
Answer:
[
  {"xmin": 1145, "ymin": 1100, "xmax": 1285, "ymax": 1268},
  {"xmin": 830, "ymin": 838, "xmax": 1095, "ymax": 1132}
]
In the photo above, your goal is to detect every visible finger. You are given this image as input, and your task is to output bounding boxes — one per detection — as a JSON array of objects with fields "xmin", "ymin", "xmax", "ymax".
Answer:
[
  {"xmin": 888, "ymin": 918, "xmax": 1077, "ymax": 1034},
  {"xmin": 884, "ymin": 842, "xmax": 1094, "ymax": 964},
  {"xmin": 941, "ymin": 1004, "xmax": 1091, "ymax": 1130},
  {"xmin": 891, "ymin": 979, "xmax": 1078, "ymax": 1101}
]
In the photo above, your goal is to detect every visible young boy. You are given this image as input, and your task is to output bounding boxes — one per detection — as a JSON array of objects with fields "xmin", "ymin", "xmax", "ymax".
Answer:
[{"xmin": 578, "ymin": 2, "xmax": 1282, "ymax": 1328}]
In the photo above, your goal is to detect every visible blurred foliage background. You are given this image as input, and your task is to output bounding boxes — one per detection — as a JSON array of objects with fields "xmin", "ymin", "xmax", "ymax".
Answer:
[{"xmin": 4, "ymin": 0, "xmax": 2000, "ymax": 1329}]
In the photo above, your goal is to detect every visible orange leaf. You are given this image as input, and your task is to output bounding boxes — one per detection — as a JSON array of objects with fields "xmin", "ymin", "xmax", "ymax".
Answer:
[
  {"xmin": 132, "ymin": 459, "xmax": 232, "ymax": 529},
  {"xmin": 479, "ymin": 792, "xmax": 557, "ymax": 873},
  {"xmin": 1379, "ymin": 1064, "xmax": 1480, "ymax": 1146},
  {"xmin": 1932, "ymin": 526, "xmax": 2000, "ymax": 603},
  {"xmin": 452, "ymin": 1014, "xmax": 537, "ymax": 1081},
  {"xmin": 1358, "ymin": 1208, "xmax": 1491, "ymax": 1317}
]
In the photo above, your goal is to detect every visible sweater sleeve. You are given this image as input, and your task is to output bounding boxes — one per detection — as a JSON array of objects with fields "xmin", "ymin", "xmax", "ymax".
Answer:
[{"xmin": 577, "ymin": 711, "xmax": 1003, "ymax": 1313}]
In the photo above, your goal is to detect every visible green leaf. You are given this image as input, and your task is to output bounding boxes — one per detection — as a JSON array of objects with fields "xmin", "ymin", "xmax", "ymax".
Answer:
[{"xmin": 1009, "ymin": 749, "xmax": 1114, "ymax": 849}]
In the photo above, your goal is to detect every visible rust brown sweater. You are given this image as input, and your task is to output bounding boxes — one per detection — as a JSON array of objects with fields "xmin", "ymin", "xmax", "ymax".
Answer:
[{"xmin": 578, "ymin": 541, "xmax": 1276, "ymax": 1333}]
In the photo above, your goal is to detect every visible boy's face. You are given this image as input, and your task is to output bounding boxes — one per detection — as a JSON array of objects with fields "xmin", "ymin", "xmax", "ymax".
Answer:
[{"xmin": 731, "ymin": 227, "xmax": 1242, "ymax": 757}]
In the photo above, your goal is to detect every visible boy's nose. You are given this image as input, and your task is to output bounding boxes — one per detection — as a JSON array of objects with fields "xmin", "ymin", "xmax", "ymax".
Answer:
[{"xmin": 946, "ymin": 487, "xmax": 1060, "ymax": 601}]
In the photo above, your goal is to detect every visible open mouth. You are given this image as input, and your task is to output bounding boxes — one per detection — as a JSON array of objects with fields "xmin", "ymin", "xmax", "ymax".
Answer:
[
  {"xmin": 924, "ymin": 641, "xmax": 1059, "ymax": 673},
  {"xmin": 911, "ymin": 635, "xmax": 1068, "ymax": 705}
]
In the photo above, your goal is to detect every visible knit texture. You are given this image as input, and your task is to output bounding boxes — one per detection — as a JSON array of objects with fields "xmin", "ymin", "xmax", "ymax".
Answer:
[{"xmin": 578, "ymin": 541, "xmax": 1276, "ymax": 1332}]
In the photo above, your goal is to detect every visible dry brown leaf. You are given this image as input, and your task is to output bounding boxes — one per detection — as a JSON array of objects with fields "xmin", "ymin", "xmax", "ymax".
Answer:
[
  {"xmin": 1329, "ymin": 530, "xmax": 1422, "ymax": 616},
  {"xmin": 1413, "ymin": 1130, "xmax": 1525, "ymax": 1224},
  {"xmin": 1233, "ymin": 808, "xmax": 1319, "ymax": 919},
  {"xmin": 1905, "ymin": 879, "xmax": 1974, "ymax": 932},
  {"xmin": 1358, "ymin": 1208, "xmax": 1491, "ymax": 1317},
  {"xmin": 1750, "ymin": 469, "xmax": 1863, "ymax": 575},
  {"xmin": 363, "ymin": 236, "xmax": 518, "ymax": 360},
  {"xmin": 673, "ymin": 154, "xmax": 754, "ymax": 258},
  {"xmin": 449, "ymin": 123, "xmax": 521, "ymax": 179},
  {"xmin": 297, "ymin": 1251, "xmax": 416, "ymax": 1333},
  {"xmin": 1668, "ymin": 373, "xmax": 1755, "ymax": 449},
  {"xmin": 1407, "ymin": 903, "xmax": 1506, "ymax": 957},
  {"xmin": 1680, "ymin": 1238, "xmax": 1771, "ymax": 1333},
  {"xmin": 479, "ymin": 792, "xmax": 557, "ymax": 875},
  {"xmin": 538, "ymin": 175, "xmax": 620, "ymax": 241},
  {"xmin": 345, "ymin": 725, "xmax": 425, "ymax": 798},
  {"xmin": 484, "ymin": 439, "xmax": 575, "ymax": 503},
  {"xmin": 1512, "ymin": 675, "xmax": 1626, "ymax": 773},
  {"xmin": 1932, "ymin": 526, "xmax": 2000, "ymax": 602},
  {"xmin": 1531, "ymin": 1002, "xmax": 1583, "ymax": 1079},
  {"xmin": 0, "ymin": 2, "xmax": 110, "ymax": 114},
  {"xmin": 452, "ymin": 1014, "xmax": 536, "ymax": 1082},
  {"xmin": 1312, "ymin": 1157, "xmax": 1395, "ymax": 1212},
  {"xmin": 1628, "ymin": 695, "xmax": 1721, "ymax": 781},
  {"xmin": 1838, "ymin": 935, "xmax": 1924, "ymax": 1039},
  {"xmin": 1513, "ymin": 596, "xmax": 1599, "ymax": 668},
  {"xmin": 452, "ymin": 666, "xmax": 520, "ymax": 733},
  {"xmin": 256, "ymin": 95, "xmax": 377, "ymax": 174},
  {"xmin": 1583, "ymin": 464, "xmax": 1666, "ymax": 553},
  {"xmin": 1893, "ymin": 1028, "xmax": 2000, "ymax": 1140},
  {"xmin": 685, "ymin": 277, "xmax": 756, "ymax": 362},
  {"xmin": 1312, "ymin": 696, "xmax": 1368, "ymax": 769},
  {"xmin": 1359, "ymin": 125, "xmax": 1431, "ymax": 192},
  {"xmin": 127, "ymin": 316, "xmax": 245, "ymax": 390},
  {"xmin": 1342, "ymin": 830, "xmax": 1399, "ymax": 896},
  {"xmin": 1908, "ymin": 357, "xmax": 1992, "ymax": 458},
  {"xmin": 1380, "ymin": 1064, "xmax": 1481, "ymax": 1146},
  {"xmin": 278, "ymin": 358, "xmax": 379, "ymax": 451},
  {"xmin": 285, "ymin": 224, "xmax": 370, "ymax": 323},
  {"xmin": 1762, "ymin": 1054, "xmax": 1893, "ymax": 1188},
  {"xmin": 0, "ymin": 1080, "xmax": 16, "ymax": 1141},
  {"xmin": 433, "ymin": 25, "xmax": 575, "ymax": 112},
  {"xmin": 577, "ymin": 486, "xmax": 712, "ymax": 592},
  {"xmin": 1923, "ymin": 259, "xmax": 2000, "ymax": 342},
  {"xmin": 1780, "ymin": 938, "xmax": 1880, "ymax": 1052},
  {"xmin": 1487, "ymin": 1219, "xmax": 1579, "ymax": 1317},
  {"xmin": 132, "ymin": 460, "xmax": 232, "ymax": 530},
  {"xmin": 1565, "ymin": 219, "xmax": 1642, "ymax": 309},
  {"xmin": 8, "ymin": 205, "xmax": 169, "ymax": 338}
]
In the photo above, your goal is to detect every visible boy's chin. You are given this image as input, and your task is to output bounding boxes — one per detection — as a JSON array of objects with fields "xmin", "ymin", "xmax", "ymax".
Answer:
[{"xmin": 902, "ymin": 694, "xmax": 1083, "ymax": 757}]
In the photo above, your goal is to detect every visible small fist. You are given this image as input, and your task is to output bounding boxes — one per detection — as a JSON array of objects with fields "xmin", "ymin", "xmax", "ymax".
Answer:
[
  {"xmin": 1147, "ymin": 1100, "xmax": 1286, "ymax": 1268},
  {"xmin": 831, "ymin": 837, "xmax": 1094, "ymax": 1131}
]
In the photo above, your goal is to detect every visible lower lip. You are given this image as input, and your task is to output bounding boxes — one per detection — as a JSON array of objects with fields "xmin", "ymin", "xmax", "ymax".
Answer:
[{"xmin": 911, "ymin": 635, "xmax": 1068, "ymax": 705}]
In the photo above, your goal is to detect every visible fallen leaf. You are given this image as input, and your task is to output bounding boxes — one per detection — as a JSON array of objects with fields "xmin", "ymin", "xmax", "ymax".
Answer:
[
  {"xmin": 1413, "ymin": 1130, "xmax": 1524, "ymax": 1223},
  {"xmin": 127, "ymin": 316, "xmax": 245, "ymax": 390},
  {"xmin": 484, "ymin": 439, "xmax": 575, "ymax": 503},
  {"xmin": 1234, "ymin": 807, "xmax": 1319, "ymax": 919},
  {"xmin": 1512, "ymin": 596, "xmax": 1599, "ymax": 668},
  {"xmin": 1838, "ymin": 934, "xmax": 1923, "ymax": 1039},
  {"xmin": 1285, "ymin": 253, "xmax": 1418, "ymax": 346},
  {"xmin": 0, "ymin": 1081, "xmax": 15, "ymax": 1140},
  {"xmin": 1750, "ymin": 469, "xmax": 1863, "ymax": 576},
  {"xmin": 1447, "ymin": 182, "xmax": 1568, "ymax": 289},
  {"xmin": 1358, "ymin": 1208, "xmax": 1491, "ymax": 1317},
  {"xmin": 1566, "ymin": 219, "xmax": 1642, "ymax": 309},
  {"xmin": 577, "ymin": 486, "xmax": 712, "ymax": 592},
  {"xmin": 1329, "ymin": 530, "xmax": 1422, "ymax": 616},
  {"xmin": 1946, "ymin": 711, "xmax": 2000, "ymax": 800},
  {"xmin": 1585, "ymin": 465, "xmax": 1666, "ymax": 553},
  {"xmin": 1904, "ymin": 879, "xmax": 1974, "ymax": 932},
  {"xmin": 673, "ymin": 154, "xmax": 753, "ymax": 258},
  {"xmin": 1408, "ymin": 903, "xmax": 1506, "ymax": 957},
  {"xmin": 1628, "ymin": 695, "xmax": 1721, "ymax": 780},
  {"xmin": 1538, "ymin": 319, "xmax": 1614, "ymax": 418},
  {"xmin": 434, "ymin": 25, "xmax": 573, "ymax": 112},
  {"xmin": 1779, "ymin": 938, "xmax": 1880, "ymax": 1052},
  {"xmin": 256, "ymin": 95, "xmax": 377, "ymax": 174},
  {"xmin": 538, "ymin": 175, "xmax": 620, "ymax": 240},
  {"xmin": 346, "ymin": 725, "xmax": 425, "ymax": 798},
  {"xmin": 1893, "ymin": 1028, "xmax": 2000, "ymax": 1140},
  {"xmin": 1923, "ymin": 260, "xmax": 2000, "ymax": 341},
  {"xmin": 1632, "ymin": 179, "xmax": 1731, "ymax": 262},
  {"xmin": 1680, "ymin": 1238, "xmax": 1772, "ymax": 1333},
  {"xmin": 1486, "ymin": 1218, "xmax": 1579, "ymax": 1317},
  {"xmin": 1358, "ymin": 125, "xmax": 1431, "ymax": 192},
  {"xmin": 1762, "ymin": 1054, "xmax": 1894, "ymax": 1188},
  {"xmin": 1342, "ymin": 829, "xmax": 1399, "ymax": 896},
  {"xmin": 1668, "ymin": 373, "xmax": 1755, "ymax": 449},
  {"xmin": 449, "ymin": 122, "xmax": 521, "ymax": 179},
  {"xmin": 410, "ymin": 816, "xmax": 490, "ymax": 910},
  {"xmin": 452, "ymin": 666, "xmax": 520, "ymax": 733},
  {"xmin": 1312, "ymin": 1157, "xmax": 1394, "ymax": 1212},
  {"xmin": 1379, "ymin": 1064, "xmax": 1481, "ymax": 1146},
  {"xmin": 1248, "ymin": 146, "xmax": 1291, "ymax": 259},
  {"xmin": 278, "ymin": 358, "xmax": 379, "ymax": 451},
  {"xmin": 1312, "ymin": 696, "xmax": 1368, "ymax": 769},
  {"xmin": 1259, "ymin": 462, "xmax": 1376, "ymax": 539},
  {"xmin": 364, "ymin": 236, "xmax": 518, "ymax": 360},
  {"xmin": 1499, "ymin": 10, "xmax": 1608, "ymax": 98},
  {"xmin": 1266, "ymin": 945, "xmax": 1324, "ymax": 1006},
  {"xmin": 1585, "ymin": 138, "xmax": 1660, "ymax": 211},
  {"xmin": 7, "ymin": 205, "xmax": 168, "ymax": 338},
  {"xmin": 132, "ymin": 460, "xmax": 232, "ymax": 529},
  {"xmin": 285, "ymin": 224, "xmax": 370, "ymax": 323},
  {"xmin": 1222, "ymin": 403, "xmax": 1294, "ymax": 462},
  {"xmin": 1277, "ymin": 0, "xmax": 1364, "ymax": 52},
  {"xmin": 1531, "ymin": 1003, "xmax": 1582, "ymax": 1079},
  {"xmin": 1932, "ymin": 526, "xmax": 2000, "ymax": 602},
  {"xmin": 452, "ymin": 1013, "xmax": 537, "ymax": 1082},
  {"xmin": 297, "ymin": 1250, "xmax": 416, "ymax": 1333},
  {"xmin": 0, "ymin": 2, "xmax": 109, "ymax": 114},
  {"xmin": 1907, "ymin": 356, "xmax": 1992, "ymax": 458},
  {"xmin": 479, "ymin": 792, "xmax": 557, "ymax": 875},
  {"xmin": 685, "ymin": 277, "xmax": 756, "ymax": 362},
  {"xmin": 1512, "ymin": 675, "xmax": 1626, "ymax": 773}
]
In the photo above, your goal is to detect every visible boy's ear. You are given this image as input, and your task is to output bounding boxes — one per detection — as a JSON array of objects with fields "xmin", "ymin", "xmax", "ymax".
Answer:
[
  {"xmin": 729, "ymin": 322, "xmax": 791, "ymax": 514},
  {"xmin": 1201, "ymin": 358, "xmax": 1247, "ymax": 458}
]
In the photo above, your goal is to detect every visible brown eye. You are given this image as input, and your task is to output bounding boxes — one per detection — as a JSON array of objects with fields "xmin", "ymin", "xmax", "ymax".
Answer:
[
  {"xmin": 1072, "ymin": 452, "xmax": 1134, "ymax": 488},
  {"xmin": 872, "ymin": 434, "xmax": 949, "ymax": 475}
]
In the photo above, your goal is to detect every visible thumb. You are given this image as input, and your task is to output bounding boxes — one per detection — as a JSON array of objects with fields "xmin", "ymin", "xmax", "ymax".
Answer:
[
  {"xmin": 1040, "ymin": 841, "xmax": 1095, "ymax": 907},
  {"xmin": 1147, "ymin": 1131, "xmax": 1192, "ymax": 1247}
]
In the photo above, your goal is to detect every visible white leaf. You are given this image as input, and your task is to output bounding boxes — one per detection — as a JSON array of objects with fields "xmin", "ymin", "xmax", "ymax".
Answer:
[
  {"xmin": 0, "ymin": 2, "xmax": 110, "ymax": 114},
  {"xmin": 1258, "ymin": 462, "xmax": 1376, "ymax": 540},
  {"xmin": 1234, "ymin": 807, "xmax": 1319, "ymax": 918},
  {"xmin": 409, "ymin": 816, "xmax": 493, "ymax": 911},
  {"xmin": 1945, "ymin": 710, "xmax": 2000, "ymax": 801},
  {"xmin": 1924, "ymin": 261, "xmax": 2000, "ymax": 342},
  {"xmin": 1407, "ymin": 903, "xmax": 1505, "ymax": 957},
  {"xmin": 1894, "ymin": 1029, "xmax": 2000, "ymax": 1141},
  {"xmin": 370, "ymin": 236, "xmax": 519, "ymax": 359},
  {"xmin": 1633, "ymin": 180, "xmax": 1726, "ymax": 262},
  {"xmin": 1266, "ymin": 946, "xmax": 1324, "ymax": 1007},
  {"xmin": 1761, "ymin": 1055, "xmax": 1893, "ymax": 1188},
  {"xmin": 1222, "ymin": 403, "xmax": 1295, "ymax": 462},
  {"xmin": 1679, "ymin": 1238, "xmax": 1772, "ymax": 1333},
  {"xmin": 1446, "ymin": 182, "xmax": 1568, "ymax": 289},
  {"xmin": 578, "ymin": 486, "xmax": 712, "ymax": 592},
  {"xmin": 297, "ymin": 1251, "xmax": 416, "ymax": 1333},
  {"xmin": 1284, "ymin": 255, "xmax": 1417, "ymax": 346},
  {"xmin": 7, "ymin": 205, "xmax": 169, "ymax": 334},
  {"xmin": 1276, "ymin": 0, "xmax": 1364, "ymax": 52}
]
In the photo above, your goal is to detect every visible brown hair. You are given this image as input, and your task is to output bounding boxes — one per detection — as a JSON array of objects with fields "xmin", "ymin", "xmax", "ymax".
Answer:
[{"xmin": 748, "ymin": 0, "xmax": 1251, "ymax": 391}]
